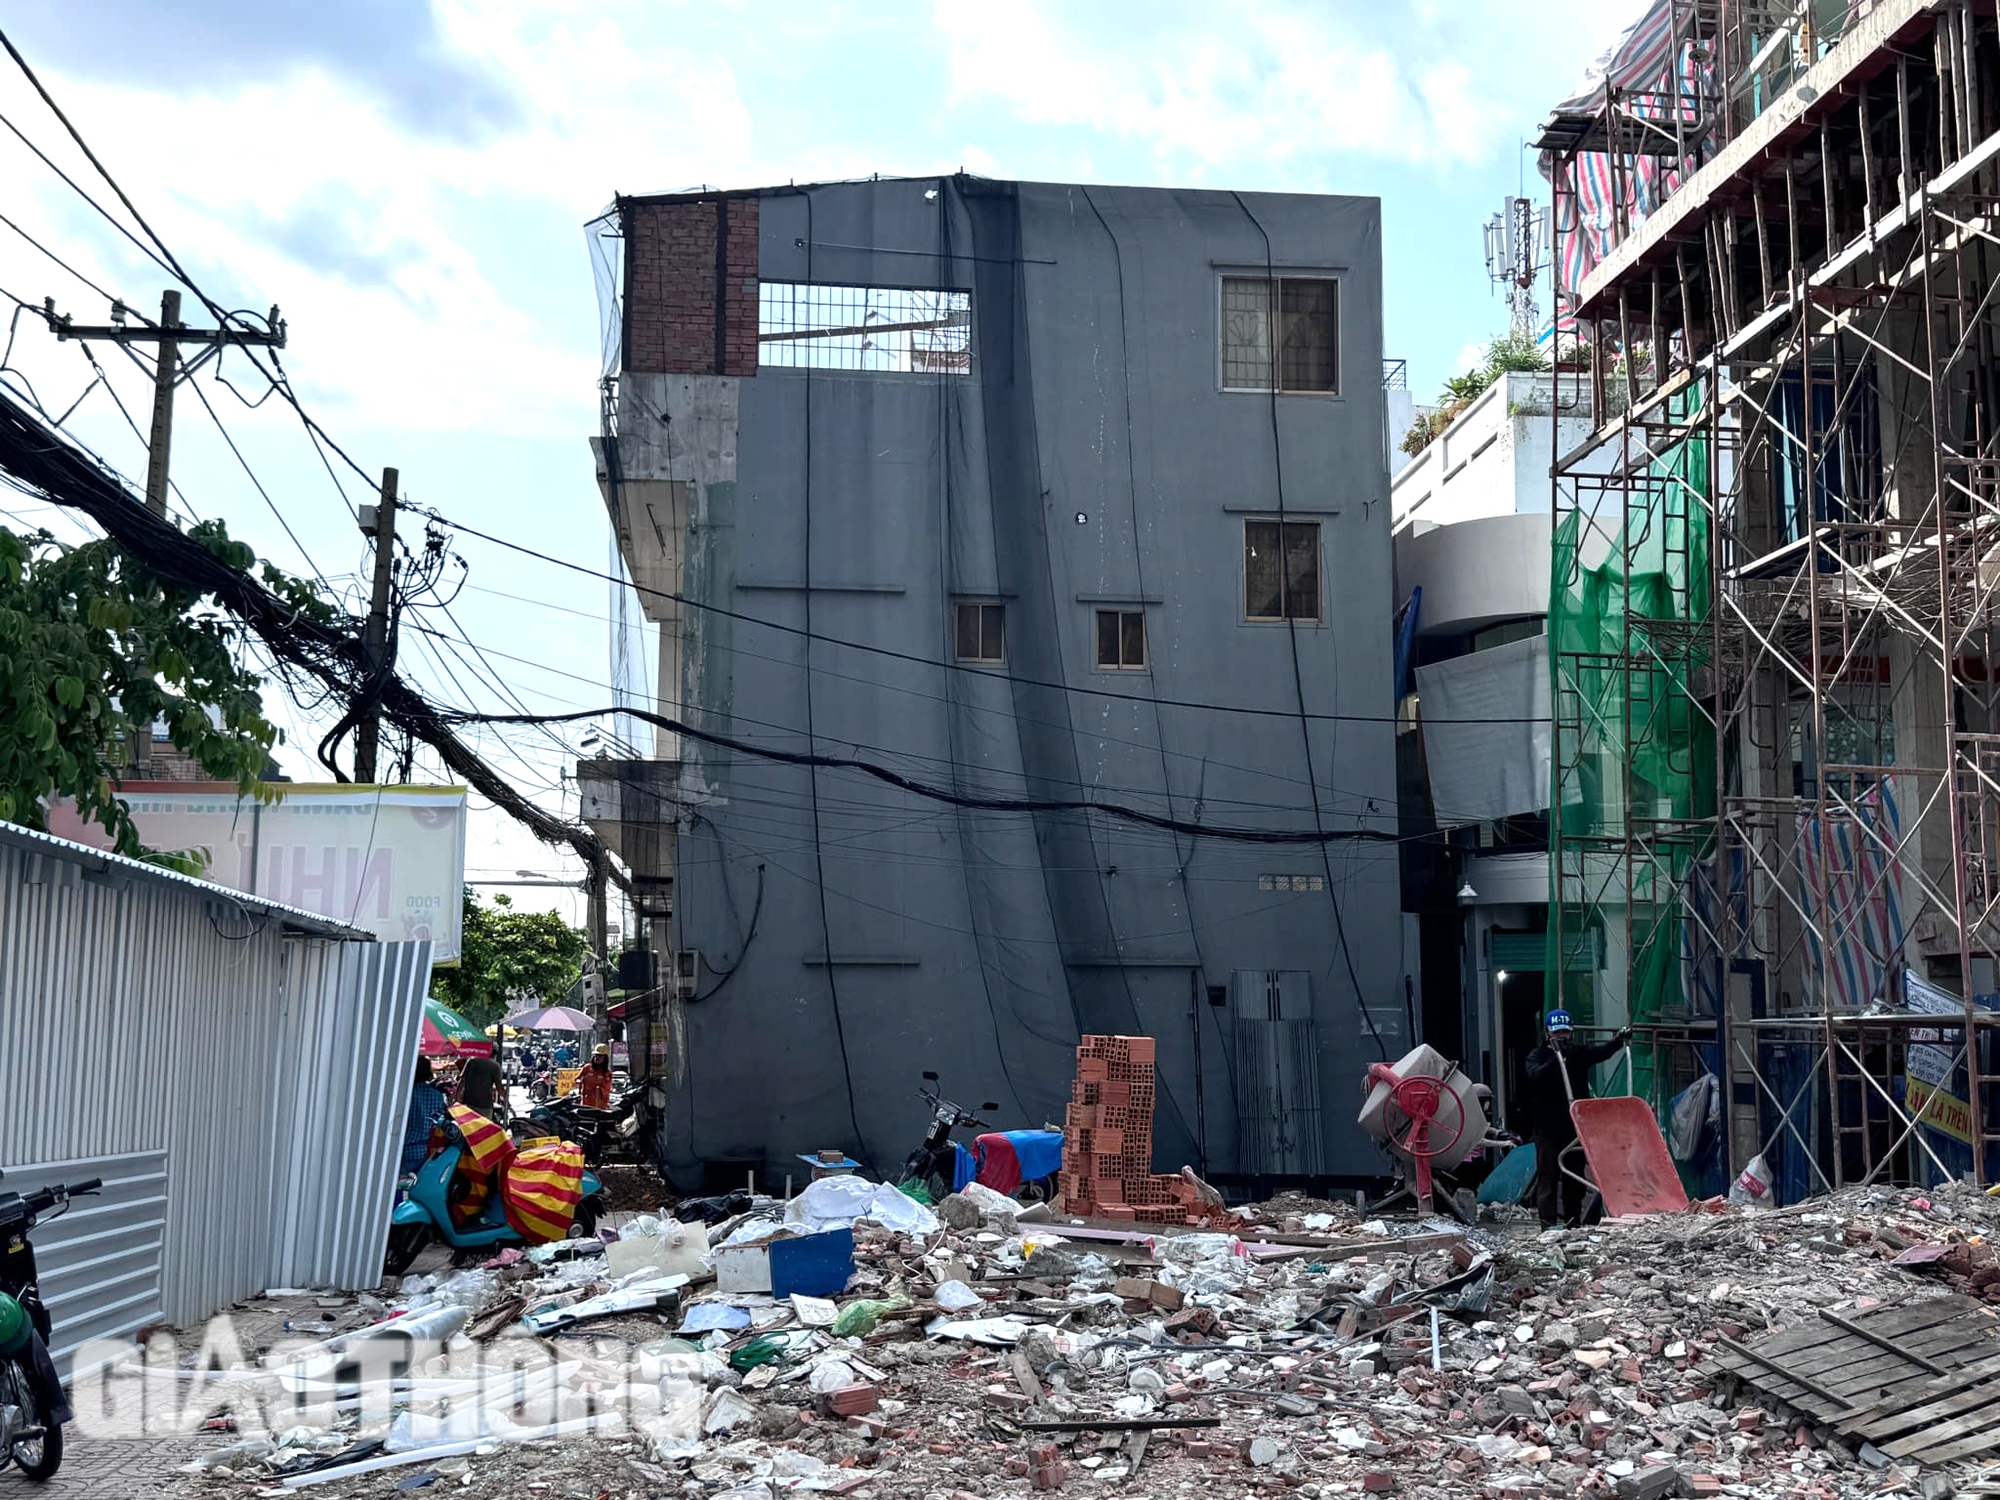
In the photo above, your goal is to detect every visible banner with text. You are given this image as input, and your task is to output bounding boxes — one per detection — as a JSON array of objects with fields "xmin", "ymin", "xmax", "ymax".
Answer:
[{"xmin": 46, "ymin": 784, "xmax": 467, "ymax": 962}]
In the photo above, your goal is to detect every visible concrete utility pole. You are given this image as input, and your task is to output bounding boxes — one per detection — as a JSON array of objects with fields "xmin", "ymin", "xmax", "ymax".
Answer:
[
  {"xmin": 355, "ymin": 467, "xmax": 399, "ymax": 785},
  {"xmin": 42, "ymin": 290, "xmax": 287, "ymax": 773},
  {"xmin": 40, "ymin": 291, "xmax": 288, "ymax": 517},
  {"xmin": 144, "ymin": 290, "xmax": 180, "ymax": 516},
  {"xmin": 587, "ymin": 849, "xmax": 609, "ymax": 966}
]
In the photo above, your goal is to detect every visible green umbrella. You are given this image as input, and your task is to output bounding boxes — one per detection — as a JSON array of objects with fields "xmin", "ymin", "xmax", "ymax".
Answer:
[{"xmin": 420, "ymin": 997, "xmax": 493, "ymax": 1057}]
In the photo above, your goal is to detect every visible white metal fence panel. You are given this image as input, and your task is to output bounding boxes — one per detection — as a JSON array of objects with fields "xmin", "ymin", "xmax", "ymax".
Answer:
[
  {"xmin": 0, "ymin": 1151, "xmax": 168, "ymax": 1369},
  {"xmin": 0, "ymin": 826, "xmax": 410, "ymax": 1350},
  {"xmin": 267, "ymin": 940, "xmax": 432, "ymax": 1290}
]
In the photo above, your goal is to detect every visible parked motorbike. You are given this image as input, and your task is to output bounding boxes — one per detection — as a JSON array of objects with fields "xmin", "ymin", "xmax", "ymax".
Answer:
[
  {"xmin": 511, "ymin": 1090, "xmax": 643, "ymax": 1168},
  {"xmin": 0, "ymin": 1172, "xmax": 101, "ymax": 1480},
  {"xmin": 900, "ymin": 1073, "xmax": 1002, "ymax": 1201},
  {"xmin": 383, "ymin": 1140, "xmax": 603, "ymax": 1277}
]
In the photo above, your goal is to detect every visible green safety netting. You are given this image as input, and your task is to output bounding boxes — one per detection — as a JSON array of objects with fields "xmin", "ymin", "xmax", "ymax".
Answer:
[{"xmin": 1547, "ymin": 391, "xmax": 1716, "ymax": 1110}]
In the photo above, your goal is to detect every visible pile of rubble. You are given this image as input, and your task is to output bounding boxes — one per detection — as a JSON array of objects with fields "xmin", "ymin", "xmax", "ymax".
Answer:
[{"xmin": 113, "ymin": 1176, "xmax": 2000, "ymax": 1499}]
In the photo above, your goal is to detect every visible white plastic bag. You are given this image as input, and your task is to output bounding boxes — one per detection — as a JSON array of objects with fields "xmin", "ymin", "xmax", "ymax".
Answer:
[
  {"xmin": 1730, "ymin": 1152, "xmax": 1774, "ymax": 1205},
  {"xmin": 784, "ymin": 1175, "xmax": 940, "ymax": 1235},
  {"xmin": 933, "ymin": 1279, "xmax": 982, "ymax": 1313}
]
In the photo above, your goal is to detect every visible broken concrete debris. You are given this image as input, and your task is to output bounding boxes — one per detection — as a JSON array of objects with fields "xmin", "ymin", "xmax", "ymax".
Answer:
[
  {"xmin": 121, "ymin": 1046, "xmax": 2000, "ymax": 1497},
  {"xmin": 132, "ymin": 1176, "xmax": 2000, "ymax": 1498}
]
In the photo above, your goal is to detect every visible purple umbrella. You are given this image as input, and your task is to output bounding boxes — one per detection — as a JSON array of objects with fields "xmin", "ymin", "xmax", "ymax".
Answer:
[{"xmin": 504, "ymin": 1005, "xmax": 595, "ymax": 1031}]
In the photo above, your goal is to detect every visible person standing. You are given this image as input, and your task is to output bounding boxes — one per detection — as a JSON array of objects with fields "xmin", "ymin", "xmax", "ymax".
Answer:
[
  {"xmin": 1523, "ymin": 1009, "xmax": 1629, "ymax": 1228},
  {"xmin": 458, "ymin": 1052, "xmax": 505, "ymax": 1119},
  {"xmin": 578, "ymin": 1043, "xmax": 615, "ymax": 1110},
  {"xmin": 401, "ymin": 1057, "xmax": 449, "ymax": 1176}
]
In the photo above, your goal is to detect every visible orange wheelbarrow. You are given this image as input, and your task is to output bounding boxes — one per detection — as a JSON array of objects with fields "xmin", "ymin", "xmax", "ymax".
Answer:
[{"xmin": 1557, "ymin": 1043, "xmax": 1688, "ymax": 1219}]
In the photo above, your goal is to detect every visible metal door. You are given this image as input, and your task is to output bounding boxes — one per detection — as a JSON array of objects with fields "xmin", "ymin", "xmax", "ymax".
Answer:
[{"xmin": 1232, "ymin": 970, "xmax": 1325, "ymax": 1175}]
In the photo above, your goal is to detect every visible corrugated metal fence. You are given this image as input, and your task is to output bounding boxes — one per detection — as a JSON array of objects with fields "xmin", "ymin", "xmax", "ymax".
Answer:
[{"xmin": 0, "ymin": 826, "xmax": 430, "ymax": 1366}]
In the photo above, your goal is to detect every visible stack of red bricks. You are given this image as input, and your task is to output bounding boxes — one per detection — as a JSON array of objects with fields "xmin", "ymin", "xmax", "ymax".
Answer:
[{"xmin": 1058, "ymin": 1034, "xmax": 1207, "ymax": 1222}]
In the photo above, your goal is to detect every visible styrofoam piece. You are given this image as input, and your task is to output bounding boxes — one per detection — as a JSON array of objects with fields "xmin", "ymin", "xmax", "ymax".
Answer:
[{"xmin": 714, "ymin": 1242, "xmax": 773, "ymax": 1294}]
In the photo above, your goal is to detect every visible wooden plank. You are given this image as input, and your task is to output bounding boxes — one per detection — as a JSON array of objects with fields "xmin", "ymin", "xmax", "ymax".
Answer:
[
  {"xmin": 1882, "ymin": 1386, "xmax": 2000, "ymax": 1459},
  {"xmin": 1747, "ymin": 1300, "xmax": 1977, "ymax": 1362},
  {"xmin": 1821, "ymin": 1309, "xmax": 1951, "ymax": 1373},
  {"xmin": 1906, "ymin": 1422, "xmax": 2000, "ymax": 1466},
  {"xmin": 1794, "ymin": 1329, "xmax": 1994, "ymax": 1392},
  {"xmin": 1715, "ymin": 1337, "xmax": 1856, "ymax": 1412},
  {"xmin": 1731, "ymin": 1316, "xmax": 1990, "ymax": 1386},
  {"xmin": 1714, "ymin": 1300, "xmax": 1973, "ymax": 1366},
  {"xmin": 1845, "ymin": 1352, "xmax": 2000, "ymax": 1436},
  {"xmin": 1849, "ymin": 1372, "xmax": 2000, "ymax": 1442},
  {"xmin": 1838, "ymin": 1359, "xmax": 2000, "ymax": 1431}
]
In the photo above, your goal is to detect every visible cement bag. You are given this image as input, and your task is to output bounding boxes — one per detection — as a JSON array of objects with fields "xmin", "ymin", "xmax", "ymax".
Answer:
[{"xmin": 1730, "ymin": 1152, "xmax": 1773, "ymax": 1206}]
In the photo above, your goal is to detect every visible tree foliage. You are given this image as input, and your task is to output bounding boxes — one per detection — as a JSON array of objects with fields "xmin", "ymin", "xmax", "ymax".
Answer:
[
  {"xmin": 431, "ymin": 886, "xmax": 590, "ymax": 1029},
  {"xmin": 1401, "ymin": 331, "xmax": 1552, "ymax": 458},
  {"xmin": 0, "ymin": 521, "xmax": 309, "ymax": 859}
]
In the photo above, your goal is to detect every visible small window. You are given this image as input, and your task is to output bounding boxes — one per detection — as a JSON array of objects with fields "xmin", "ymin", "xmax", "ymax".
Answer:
[
  {"xmin": 1243, "ymin": 520, "xmax": 1321, "ymax": 622},
  {"xmin": 1094, "ymin": 609, "xmax": 1147, "ymax": 670},
  {"xmin": 954, "ymin": 601, "xmax": 1005, "ymax": 663},
  {"xmin": 1221, "ymin": 275, "xmax": 1338, "ymax": 393},
  {"xmin": 1259, "ymin": 874, "xmax": 1327, "ymax": 892}
]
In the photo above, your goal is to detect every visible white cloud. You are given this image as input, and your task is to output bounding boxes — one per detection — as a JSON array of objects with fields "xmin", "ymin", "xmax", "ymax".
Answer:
[
  {"xmin": 932, "ymin": 0, "xmax": 1506, "ymax": 172},
  {"xmin": 0, "ymin": 1, "xmax": 764, "ymax": 440}
]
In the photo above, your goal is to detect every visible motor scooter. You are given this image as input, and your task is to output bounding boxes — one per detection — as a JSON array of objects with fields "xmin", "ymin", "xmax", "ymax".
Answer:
[
  {"xmin": 0, "ymin": 1171, "xmax": 100, "ymax": 1480},
  {"xmin": 383, "ymin": 1140, "xmax": 603, "ymax": 1277}
]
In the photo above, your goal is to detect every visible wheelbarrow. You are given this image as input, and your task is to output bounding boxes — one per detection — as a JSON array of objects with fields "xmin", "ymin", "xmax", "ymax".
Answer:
[{"xmin": 1554, "ymin": 1038, "xmax": 1687, "ymax": 1220}]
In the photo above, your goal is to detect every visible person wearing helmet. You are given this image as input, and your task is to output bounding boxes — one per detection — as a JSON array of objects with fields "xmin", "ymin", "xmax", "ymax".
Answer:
[
  {"xmin": 1524, "ymin": 1009, "xmax": 1631, "ymax": 1227},
  {"xmin": 578, "ymin": 1043, "xmax": 615, "ymax": 1110}
]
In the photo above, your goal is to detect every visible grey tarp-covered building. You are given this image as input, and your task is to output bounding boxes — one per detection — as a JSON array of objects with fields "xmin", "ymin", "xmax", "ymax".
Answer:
[{"xmin": 588, "ymin": 175, "xmax": 1407, "ymax": 1186}]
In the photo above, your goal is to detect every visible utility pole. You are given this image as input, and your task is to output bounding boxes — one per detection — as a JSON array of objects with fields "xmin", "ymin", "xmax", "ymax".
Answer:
[
  {"xmin": 144, "ymin": 290, "xmax": 179, "ymax": 516},
  {"xmin": 587, "ymin": 849, "xmax": 609, "ymax": 966},
  {"xmin": 355, "ymin": 467, "xmax": 399, "ymax": 785},
  {"xmin": 41, "ymin": 290, "xmax": 287, "ymax": 774},
  {"xmin": 40, "ymin": 291, "xmax": 287, "ymax": 518}
]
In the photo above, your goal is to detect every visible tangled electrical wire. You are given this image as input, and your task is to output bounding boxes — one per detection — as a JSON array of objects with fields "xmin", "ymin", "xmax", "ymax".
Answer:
[{"xmin": 0, "ymin": 380, "xmax": 622, "ymax": 886}]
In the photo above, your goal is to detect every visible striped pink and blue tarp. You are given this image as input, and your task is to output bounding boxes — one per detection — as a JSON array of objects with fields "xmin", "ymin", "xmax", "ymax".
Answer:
[
  {"xmin": 1550, "ymin": 0, "xmax": 1885, "ymax": 299},
  {"xmin": 1797, "ymin": 779, "xmax": 1906, "ymax": 1012}
]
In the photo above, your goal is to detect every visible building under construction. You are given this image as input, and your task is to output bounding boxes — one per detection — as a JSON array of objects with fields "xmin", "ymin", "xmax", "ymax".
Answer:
[{"xmin": 1539, "ymin": 0, "xmax": 2000, "ymax": 1195}]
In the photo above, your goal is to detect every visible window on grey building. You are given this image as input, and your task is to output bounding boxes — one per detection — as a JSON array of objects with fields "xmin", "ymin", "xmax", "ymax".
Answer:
[
  {"xmin": 954, "ymin": 601, "xmax": 1005, "ymax": 663},
  {"xmin": 1243, "ymin": 520, "xmax": 1321, "ymax": 622},
  {"xmin": 760, "ymin": 283, "xmax": 971, "ymax": 373},
  {"xmin": 1094, "ymin": 609, "xmax": 1147, "ymax": 670},
  {"xmin": 1221, "ymin": 275, "xmax": 1338, "ymax": 393}
]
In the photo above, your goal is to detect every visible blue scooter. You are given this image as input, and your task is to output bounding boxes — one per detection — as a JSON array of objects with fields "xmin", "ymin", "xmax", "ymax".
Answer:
[{"xmin": 383, "ymin": 1137, "xmax": 604, "ymax": 1276}]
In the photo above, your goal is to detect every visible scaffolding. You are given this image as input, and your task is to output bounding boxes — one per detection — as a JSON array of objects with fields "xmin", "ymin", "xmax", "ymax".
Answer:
[{"xmin": 1541, "ymin": 0, "xmax": 2000, "ymax": 1193}]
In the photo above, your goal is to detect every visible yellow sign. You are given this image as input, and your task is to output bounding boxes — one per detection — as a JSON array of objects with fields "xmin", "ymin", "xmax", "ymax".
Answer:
[{"xmin": 1907, "ymin": 1079, "xmax": 1977, "ymax": 1146}]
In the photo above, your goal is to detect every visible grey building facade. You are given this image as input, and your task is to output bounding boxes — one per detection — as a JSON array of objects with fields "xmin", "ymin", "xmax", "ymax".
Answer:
[{"xmin": 587, "ymin": 174, "xmax": 1406, "ymax": 1188}]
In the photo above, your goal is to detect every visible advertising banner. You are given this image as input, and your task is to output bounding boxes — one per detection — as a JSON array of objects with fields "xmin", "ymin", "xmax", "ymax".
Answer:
[
  {"xmin": 46, "ymin": 783, "xmax": 468, "ymax": 962},
  {"xmin": 1903, "ymin": 969, "xmax": 1999, "ymax": 1168}
]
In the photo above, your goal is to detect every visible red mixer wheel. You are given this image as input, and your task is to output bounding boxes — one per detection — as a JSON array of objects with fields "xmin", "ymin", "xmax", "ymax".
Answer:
[{"xmin": 1381, "ymin": 1074, "xmax": 1466, "ymax": 1161}]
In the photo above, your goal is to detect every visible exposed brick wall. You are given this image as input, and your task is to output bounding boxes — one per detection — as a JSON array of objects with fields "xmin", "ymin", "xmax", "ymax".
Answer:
[
  {"xmin": 625, "ymin": 196, "xmax": 759, "ymax": 377},
  {"xmin": 137, "ymin": 740, "xmax": 219, "ymax": 782}
]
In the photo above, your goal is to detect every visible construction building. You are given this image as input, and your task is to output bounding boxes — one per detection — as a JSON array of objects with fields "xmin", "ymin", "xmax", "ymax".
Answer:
[
  {"xmin": 582, "ymin": 175, "xmax": 1409, "ymax": 1190},
  {"xmin": 1537, "ymin": 0, "xmax": 2000, "ymax": 1196}
]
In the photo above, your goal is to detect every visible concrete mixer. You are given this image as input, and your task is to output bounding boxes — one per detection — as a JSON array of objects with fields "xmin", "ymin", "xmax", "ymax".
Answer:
[{"xmin": 1357, "ymin": 1044, "xmax": 1511, "ymax": 1217}]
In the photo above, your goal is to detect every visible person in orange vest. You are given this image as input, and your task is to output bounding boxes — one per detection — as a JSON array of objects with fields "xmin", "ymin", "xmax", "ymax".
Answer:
[{"xmin": 577, "ymin": 1043, "xmax": 615, "ymax": 1110}]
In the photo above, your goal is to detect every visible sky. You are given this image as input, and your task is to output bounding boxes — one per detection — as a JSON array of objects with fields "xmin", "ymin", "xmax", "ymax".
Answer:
[{"xmin": 0, "ymin": 0, "xmax": 1642, "ymax": 926}]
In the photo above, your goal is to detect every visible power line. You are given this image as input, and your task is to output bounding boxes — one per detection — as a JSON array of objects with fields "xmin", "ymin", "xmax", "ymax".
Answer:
[
  {"xmin": 428, "ymin": 509, "xmax": 1547, "ymax": 728},
  {"xmin": 444, "ymin": 704, "xmax": 1399, "ymax": 847}
]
